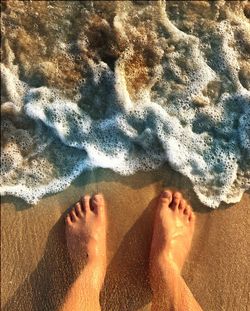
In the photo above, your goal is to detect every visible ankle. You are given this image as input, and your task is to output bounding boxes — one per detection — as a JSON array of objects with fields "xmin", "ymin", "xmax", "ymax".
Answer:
[
  {"xmin": 76, "ymin": 268, "xmax": 103, "ymax": 295},
  {"xmin": 150, "ymin": 253, "xmax": 182, "ymax": 294},
  {"xmin": 86, "ymin": 253, "xmax": 107, "ymax": 270},
  {"xmin": 150, "ymin": 252, "xmax": 181, "ymax": 275},
  {"xmin": 86, "ymin": 241, "xmax": 106, "ymax": 265}
]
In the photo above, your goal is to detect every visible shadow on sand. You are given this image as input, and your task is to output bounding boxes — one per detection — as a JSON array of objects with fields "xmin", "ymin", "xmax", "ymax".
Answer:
[{"xmin": 2, "ymin": 213, "xmax": 73, "ymax": 311}]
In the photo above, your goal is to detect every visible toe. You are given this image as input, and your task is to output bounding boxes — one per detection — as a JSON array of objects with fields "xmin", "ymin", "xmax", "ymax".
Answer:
[
  {"xmin": 91, "ymin": 193, "xmax": 105, "ymax": 215},
  {"xmin": 179, "ymin": 199, "xmax": 187, "ymax": 213},
  {"xmin": 189, "ymin": 210, "xmax": 196, "ymax": 223},
  {"xmin": 183, "ymin": 203, "xmax": 192, "ymax": 222},
  {"xmin": 70, "ymin": 209, "xmax": 77, "ymax": 222},
  {"xmin": 159, "ymin": 190, "xmax": 172, "ymax": 206},
  {"xmin": 183, "ymin": 204, "xmax": 190, "ymax": 215},
  {"xmin": 65, "ymin": 214, "xmax": 72, "ymax": 226},
  {"xmin": 81, "ymin": 195, "xmax": 91, "ymax": 212},
  {"xmin": 170, "ymin": 192, "xmax": 182, "ymax": 210},
  {"xmin": 75, "ymin": 202, "xmax": 84, "ymax": 218}
]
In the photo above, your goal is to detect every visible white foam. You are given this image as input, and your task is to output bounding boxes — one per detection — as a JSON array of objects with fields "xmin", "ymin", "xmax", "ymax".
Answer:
[{"xmin": 1, "ymin": 3, "xmax": 250, "ymax": 208}]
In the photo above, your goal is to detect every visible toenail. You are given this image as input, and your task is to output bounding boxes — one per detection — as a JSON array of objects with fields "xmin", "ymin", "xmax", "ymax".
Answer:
[{"xmin": 162, "ymin": 191, "xmax": 171, "ymax": 198}]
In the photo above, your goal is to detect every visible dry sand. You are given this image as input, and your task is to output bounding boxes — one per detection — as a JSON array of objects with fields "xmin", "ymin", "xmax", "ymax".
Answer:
[{"xmin": 1, "ymin": 164, "xmax": 250, "ymax": 311}]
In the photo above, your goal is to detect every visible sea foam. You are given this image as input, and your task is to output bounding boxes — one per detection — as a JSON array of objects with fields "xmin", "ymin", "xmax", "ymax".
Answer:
[{"xmin": 1, "ymin": 1, "xmax": 250, "ymax": 207}]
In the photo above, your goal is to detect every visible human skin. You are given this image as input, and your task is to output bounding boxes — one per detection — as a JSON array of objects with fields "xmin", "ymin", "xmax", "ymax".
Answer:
[
  {"xmin": 60, "ymin": 194, "xmax": 106, "ymax": 311},
  {"xmin": 149, "ymin": 190, "xmax": 203, "ymax": 311},
  {"xmin": 60, "ymin": 191, "xmax": 202, "ymax": 311}
]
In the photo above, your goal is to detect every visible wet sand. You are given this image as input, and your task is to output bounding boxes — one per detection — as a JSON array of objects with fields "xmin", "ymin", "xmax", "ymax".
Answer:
[{"xmin": 1, "ymin": 164, "xmax": 250, "ymax": 311}]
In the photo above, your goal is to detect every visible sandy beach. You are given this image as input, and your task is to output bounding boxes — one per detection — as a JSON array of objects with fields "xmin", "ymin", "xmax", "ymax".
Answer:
[
  {"xmin": 1, "ymin": 165, "xmax": 249, "ymax": 311},
  {"xmin": 1, "ymin": 1, "xmax": 250, "ymax": 310}
]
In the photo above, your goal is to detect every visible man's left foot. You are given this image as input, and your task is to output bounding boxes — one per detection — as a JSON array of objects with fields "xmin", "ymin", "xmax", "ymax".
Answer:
[{"xmin": 150, "ymin": 190, "xmax": 195, "ymax": 278}]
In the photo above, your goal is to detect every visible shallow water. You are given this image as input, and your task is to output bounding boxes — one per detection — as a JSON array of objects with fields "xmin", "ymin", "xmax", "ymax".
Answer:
[{"xmin": 1, "ymin": 1, "xmax": 250, "ymax": 207}]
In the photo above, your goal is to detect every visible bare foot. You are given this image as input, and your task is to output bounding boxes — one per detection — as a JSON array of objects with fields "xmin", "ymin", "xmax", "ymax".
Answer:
[
  {"xmin": 65, "ymin": 193, "xmax": 107, "ymax": 289},
  {"xmin": 150, "ymin": 190, "xmax": 195, "ymax": 277}
]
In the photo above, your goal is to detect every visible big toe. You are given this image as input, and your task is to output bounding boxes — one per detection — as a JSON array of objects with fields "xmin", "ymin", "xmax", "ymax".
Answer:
[
  {"xmin": 91, "ymin": 193, "xmax": 105, "ymax": 215},
  {"xmin": 158, "ymin": 190, "xmax": 172, "ymax": 207}
]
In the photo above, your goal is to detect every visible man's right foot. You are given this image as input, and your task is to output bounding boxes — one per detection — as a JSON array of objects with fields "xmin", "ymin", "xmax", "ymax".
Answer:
[
  {"xmin": 65, "ymin": 194, "xmax": 107, "ymax": 290},
  {"xmin": 149, "ymin": 190, "xmax": 195, "ymax": 278}
]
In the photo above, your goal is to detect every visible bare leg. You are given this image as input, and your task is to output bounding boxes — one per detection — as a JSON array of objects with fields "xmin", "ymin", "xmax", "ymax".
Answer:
[
  {"xmin": 150, "ymin": 190, "xmax": 203, "ymax": 311},
  {"xmin": 60, "ymin": 194, "xmax": 107, "ymax": 311}
]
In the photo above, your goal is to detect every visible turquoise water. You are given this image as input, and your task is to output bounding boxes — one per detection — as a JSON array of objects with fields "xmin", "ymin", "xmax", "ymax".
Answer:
[{"xmin": 1, "ymin": 1, "xmax": 250, "ymax": 207}]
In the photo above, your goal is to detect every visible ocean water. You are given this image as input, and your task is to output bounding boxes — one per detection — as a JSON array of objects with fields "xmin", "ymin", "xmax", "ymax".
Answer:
[{"xmin": 1, "ymin": 1, "xmax": 250, "ymax": 208}]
